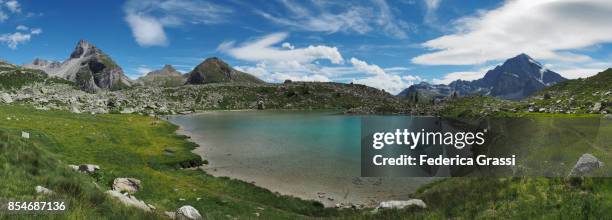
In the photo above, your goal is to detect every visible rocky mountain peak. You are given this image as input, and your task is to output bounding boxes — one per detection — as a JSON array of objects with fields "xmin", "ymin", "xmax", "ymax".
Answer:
[
  {"xmin": 23, "ymin": 40, "xmax": 132, "ymax": 92},
  {"xmin": 185, "ymin": 57, "xmax": 263, "ymax": 84},
  {"xmin": 502, "ymin": 53, "xmax": 542, "ymax": 69},
  {"xmin": 482, "ymin": 53, "xmax": 565, "ymax": 86},
  {"xmin": 70, "ymin": 39, "xmax": 100, "ymax": 59},
  {"xmin": 398, "ymin": 54, "xmax": 567, "ymax": 100},
  {"xmin": 161, "ymin": 64, "xmax": 176, "ymax": 72},
  {"xmin": 199, "ymin": 57, "xmax": 229, "ymax": 69},
  {"xmin": 145, "ymin": 64, "xmax": 181, "ymax": 77}
]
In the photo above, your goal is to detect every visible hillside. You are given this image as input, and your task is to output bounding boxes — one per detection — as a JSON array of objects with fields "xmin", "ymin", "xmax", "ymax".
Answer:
[
  {"xmin": 0, "ymin": 61, "xmax": 73, "ymax": 90},
  {"xmin": 0, "ymin": 126, "xmax": 161, "ymax": 219},
  {"xmin": 137, "ymin": 65, "xmax": 187, "ymax": 87},
  {"xmin": 0, "ymin": 105, "xmax": 340, "ymax": 219},
  {"xmin": 185, "ymin": 57, "xmax": 264, "ymax": 84},
  {"xmin": 524, "ymin": 68, "xmax": 612, "ymax": 114}
]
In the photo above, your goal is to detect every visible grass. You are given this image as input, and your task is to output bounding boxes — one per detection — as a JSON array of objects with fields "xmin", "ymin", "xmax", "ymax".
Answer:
[
  {"xmin": 0, "ymin": 105, "xmax": 345, "ymax": 219},
  {"xmin": 0, "ymin": 128, "xmax": 161, "ymax": 219}
]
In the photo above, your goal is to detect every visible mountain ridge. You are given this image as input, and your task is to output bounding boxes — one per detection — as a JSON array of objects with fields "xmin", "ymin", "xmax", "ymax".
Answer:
[
  {"xmin": 23, "ymin": 40, "xmax": 132, "ymax": 92},
  {"xmin": 136, "ymin": 64, "xmax": 187, "ymax": 87},
  {"xmin": 399, "ymin": 53, "xmax": 567, "ymax": 101}
]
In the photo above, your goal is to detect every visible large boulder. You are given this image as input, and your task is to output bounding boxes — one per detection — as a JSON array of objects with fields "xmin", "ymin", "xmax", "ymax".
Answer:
[
  {"xmin": 176, "ymin": 205, "xmax": 203, "ymax": 220},
  {"xmin": 377, "ymin": 199, "xmax": 427, "ymax": 210},
  {"xmin": 568, "ymin": 153, "xmax": 604, "ymax": 177},
  {"xmin": 105, "ymin": 190, "xmax": 151, "ymax": 212},
  {"xmin": 112, "ymin": 178, "xmax": 141, "ymax": 193},
  {"xmin": 0, "ymin": 93, "xmax": 13, "ymax": 104}
]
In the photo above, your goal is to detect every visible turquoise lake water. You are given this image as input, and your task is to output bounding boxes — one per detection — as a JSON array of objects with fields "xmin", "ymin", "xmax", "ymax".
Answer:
[{"xmin": 167, "ymin": 111, "xmax": 434, "ymax": 206}]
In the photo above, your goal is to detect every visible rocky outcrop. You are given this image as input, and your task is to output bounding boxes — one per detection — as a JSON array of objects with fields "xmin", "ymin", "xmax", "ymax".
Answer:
[
  {"xmin": 112, "ymin": 178, "xmax": 142, "ymax": 193},
  {"xmin": 568, "ymin": 153, "xmax": 604, "ymax": 177},
  {"xmin": 377, "ymin": 199, "xmax": 427, "ymax": 209},
  {"xmin": 185, "ymin": 57, "xmax": 263, "ymax": 85},
  {"xmin": 176, "ymin": 205, "xmax": 203, "ymax": 220},
  {"xmin": 0, "ymin": 92, "xmax": 12, "ymax": 103},
  {"xmin": 105, "ymin": 190, "xmax": 151, "ymax": 212},
  {"xmin": 24, "ymin": 40, "xmax": 132, "ymax": 92}
]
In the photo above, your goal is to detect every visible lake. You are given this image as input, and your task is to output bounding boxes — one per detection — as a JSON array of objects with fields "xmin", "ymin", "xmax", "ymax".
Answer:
[{"xmin": 167, "ymin": 111, "xmax": 435, "ymax": 207}]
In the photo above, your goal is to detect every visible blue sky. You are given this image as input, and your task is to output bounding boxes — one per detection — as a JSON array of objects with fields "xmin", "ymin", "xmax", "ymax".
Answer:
[{"xmin": 1, "ymin": 0, "xmax": 611, "ymax": 94}]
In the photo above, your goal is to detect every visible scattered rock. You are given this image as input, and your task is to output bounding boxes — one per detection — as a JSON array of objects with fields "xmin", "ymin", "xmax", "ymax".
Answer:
[
  {"xmin": 568, "ymin": 153, "xmax": 604, "ymax": 177},
  {"xmin": 21, "ymin": 131, "xmax": 30, "ymax": 139},
  {"xmin": 176, "ymin": 205, "xmax": 202, "ymax": 220},
  {"xmin": 164, "ymin": 211, "xmax": 176, "ymax": 219},
  {"xmin": 70, "ymin": 105, "xmax": 81, "ymax": 113},
  {"xmin": 257, "ymin": 100, "xmax": 265, "ymax": 110},
  {"xmin": 0, "ymin": 93, "xmax": 13, "ymax": 104},
  {"xmin": 35, "ymin": 186, "xmax": 53, "ymax": 195},
  {"xmin": 68, "ymin": 164, "xmax": 79, "ymax": 171},
  {"xmin": 592, "ymin": 102, "xmax": 602, "ymax": 112},
  {"xmin": 105, "ymin": 190, "xmax": 151, "ymax": 212},
  {"xmin": 78, "ymin": 164, "xmax": 100, "ymax": 174},
  {"xmin": 118, "ymin": 107, "xmax": 134, "ymax": 114},
  {"xmin": 112, "ymin": 178, "xmax": 142, "ymax": 193},
  {"xmin": 377, "ymin": 199, "xmax": 427, "ymax": 210}
]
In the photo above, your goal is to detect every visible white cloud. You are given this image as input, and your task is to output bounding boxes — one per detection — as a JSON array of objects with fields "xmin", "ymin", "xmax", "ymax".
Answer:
[
  {"xmin": 224, "ymin": 33, "xmax": 420, "ymax": 94},
  {"xmin": 13, "ymin": 25, "xmax": 42, "ymax": 35},
  {"xmin": 349, "ymin": 57, "xmax": 415, "ymax": 94},
  {"xmin": 16, "ymin": 25, "xmax": 27, "ymax": 31},
  {"xmin": 350, "ymin": 57, "xmax": 385, "ymax": 75},
  {"xmin": 137, "ymin": 66, "xmax": 153, "ymax": 75},
  {"xmin": 424, "ymin": 0, "xmax": 441, "ymax": 24},
  {"xmin": 0, "ymin": 32, "xmax": 31, "ymax": 49},
  {"xmin": 256, "ymin": 0, "xmax": 410, "ymax": 38},
  {"xmin": 413, "ymin": 0, "xmax": 612, "ymax": 65},
  {"xmin": 123, "ymin": 0, "xmax": 232, "ymax": 47},
  {"xmin": 424, "ymin": 0, "xmax": 441, "ymax": 10},
  {"xmin": 30, "ymin": 28, "xmax": 41, "ymax": 35},
  {"xmin": 432, "ymin": 71, "xmax": 484, "ymax": 85},
  {"xmin": 0, "ymin": 11, "xmax": 7, "ymax": 22},
  {"xmin": 5, "ymin": 0, "xmax": 20, "ymax": 13},
  {"xmin": 234, "ymin": 63, "xmax": 332, "ymax": 82},
  {"xmin": 125, "ymin": 14, "xmax": 168, "ymax": 46},
  {"xmin": 281, "ymin": 42, "xmax": 294, "ymax": 50},
  {"xmin": 220, "ymin": 32, "xmax": 343, "ymax": 65},
  {"xmin": 403, "ymin": 75, "xmax": 422, "ymax": 81},
  {"xmin": 544, "ymin": 61, "xmax": 612, "ymax": 79},
  {"xmin": 352, "ymin": 73, "xmax": 413, "ymax": 94},
  {"xmin": 431, "ymin": 65, "xmax": 494, "ymax": 84}
]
